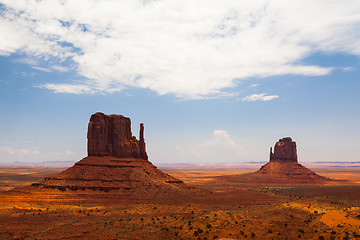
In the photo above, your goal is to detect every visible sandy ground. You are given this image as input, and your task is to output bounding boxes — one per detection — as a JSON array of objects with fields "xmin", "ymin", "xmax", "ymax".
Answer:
[{"xmin": 1, "ymin": 167, "xmax": 360, "ymax": 239}]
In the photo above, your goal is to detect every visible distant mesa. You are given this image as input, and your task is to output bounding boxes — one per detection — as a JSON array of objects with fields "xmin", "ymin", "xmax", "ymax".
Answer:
[
  {"xmin": 32, "ymin": 112, "xmax": 195, "ymax": 194},
  {"xmin": 255, "ymin": 137, "xmax": 329, "ymax": 182},
  {"xmin": 218, "ymin": 137, "xmax": 330, "ymax": 184}
]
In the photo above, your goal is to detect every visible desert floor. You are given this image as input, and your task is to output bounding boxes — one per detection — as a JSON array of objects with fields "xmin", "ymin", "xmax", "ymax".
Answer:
[{"xmin": 1, "ymin": 167, "xmax": 360, "ymax": 239}]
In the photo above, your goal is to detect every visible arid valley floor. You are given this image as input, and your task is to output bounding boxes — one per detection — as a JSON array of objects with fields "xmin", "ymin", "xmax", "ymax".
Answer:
[{"xmin": 1, "ymin": 166, "xmax": 360, "ymax": 240}]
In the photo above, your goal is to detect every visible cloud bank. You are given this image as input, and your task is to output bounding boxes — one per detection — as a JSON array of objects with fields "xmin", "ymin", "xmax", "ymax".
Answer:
[
  {"xmin": 0, "ymin": 145, "xmax": 75, "ymax": 162},
  {"xmin": 1, "ymin": 0, "xmax": 360, "ymax": 98}
]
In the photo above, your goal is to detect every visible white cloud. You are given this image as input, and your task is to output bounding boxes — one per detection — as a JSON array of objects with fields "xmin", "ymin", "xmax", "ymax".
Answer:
[
  {"xmin": 189, "ymin": 130, "xmax": 246, "ymax": 162},
  {"xmin": 13, "ymin": 57, "xmax": 38, "ymax": 65},
  {"xmin": 0, "ymin": 0, "xmax": 360, "ymax": 98},
  {"xmin": 242, "ymin": 93, "xmax": 279, "ymax": 102},
  {"xmin": 50, "ymin": 65, "xmax": 69, "ymax": 72},
  {"xmin": 32, "ymin": 66, "xmax": 52, "ymax": 72},
  {"xmin": 0, "ymin": 146, "xmax": 40, "ymax": 156},
  {"xmin": 40, "ymin": 83, "xmax": 123, "ymax": 94},
  {"xmin": 0, "ymin": 145, "xmax": 76, "ymax": 163}
]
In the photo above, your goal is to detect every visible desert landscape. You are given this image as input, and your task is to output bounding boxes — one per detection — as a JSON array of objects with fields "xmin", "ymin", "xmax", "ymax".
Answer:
[
  {"xmin": 1, "ymin": 166, "xmax": 360, "ymax": 239},
  {"xmin": 1, "ymin": 2, "xmax": 359, "ymax": 240},
  {"xmin": 1, "ymin": 113, "xmax": 360, "ymax": 240}
]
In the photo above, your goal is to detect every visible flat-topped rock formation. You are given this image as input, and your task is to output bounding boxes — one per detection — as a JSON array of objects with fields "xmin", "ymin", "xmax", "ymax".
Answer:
[
  {"xmin": 32, "ymin": 113, "xmax": 194, "ymax": 194},
  {"xmin": 217, "ymin": 137, "xmax": 330, "ymax": 184},
  {"xmin": 87, "ymin": 112, "xmax": 148, "ymax": 160},
  {"xmin": 269, "ymin": 137, "xmax": 297, "ymax": 162}
]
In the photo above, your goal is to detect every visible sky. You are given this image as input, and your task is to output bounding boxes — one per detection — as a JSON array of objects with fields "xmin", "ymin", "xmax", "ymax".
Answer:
[{"xmin": 0, "ymin": 0, "xmax": 359, "ymax": 164}]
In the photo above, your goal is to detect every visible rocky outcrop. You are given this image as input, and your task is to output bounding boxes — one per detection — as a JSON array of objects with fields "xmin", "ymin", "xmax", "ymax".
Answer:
[
  {"xmin": 87, "ymin": 112, "xmax": 148, "ymax": 160},
  {"xmin": 218, "ymin": 137, "xmax": 330, "ymax": 184},
  {"xmin": 255, "ymin": 137, "xmax": 329, "ymax": 183},
  {"xmin": 32, "ymin": 112, "xmax": 195, "ymax": 194},
  {"xmin": 270, "ymin": 137, "xmax": 297, "ymax": 162}
]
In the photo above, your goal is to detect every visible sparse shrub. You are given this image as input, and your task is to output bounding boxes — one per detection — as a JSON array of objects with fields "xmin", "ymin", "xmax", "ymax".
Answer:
[
  {"xmin": 284, "ymin": 223, "xmax": 288, "ymax": 227},
  {"xmin": 251, "ymin": 232, "xmax": 255, "ymax": 237},
  {"xmin": 298, "ymin": 229, "xmax": 305, "ymax": 234},
  {"xmin": 206, "ymin": 223, "xmax": 212, "ymax": 229},
  {"xmin": 298, "ymin": 234, "xmax": 301, "ymax": 238},
  {"xmin": 318, "ymin": 236, "xmax": 325, "ymax": 240},
  {"xmin": 331, "ymin": 231, "xmax": 336, "ymax": 235},
  {"xmin": 213, "ymin": 236, "xmax": 218, "ymax": 239},
  {"xmin": 174, "ymin": 232, "xmax": 178, "ymax": 236},
  {"xmin": 268, "ymin": 229, "xmax": 273, "ymax": 233},
  {"xmin": 240, "ymin": 231, "xmax": 244, "ymax": 235}
]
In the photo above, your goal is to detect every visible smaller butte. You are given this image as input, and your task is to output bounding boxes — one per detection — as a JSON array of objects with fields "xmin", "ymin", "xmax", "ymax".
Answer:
[
  {"xmin": 217, "ymin": 137, "xmax": 330, "ymax": 184},
  {"xmin": 255, "ymin": 137, "xmax": 329, "ymax": 183}
]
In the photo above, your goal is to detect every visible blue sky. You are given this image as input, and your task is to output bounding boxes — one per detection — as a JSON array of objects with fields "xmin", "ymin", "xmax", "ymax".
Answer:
[{"xmin": 0, "ymin": 0, "xmax": 359, "ymax": 164}]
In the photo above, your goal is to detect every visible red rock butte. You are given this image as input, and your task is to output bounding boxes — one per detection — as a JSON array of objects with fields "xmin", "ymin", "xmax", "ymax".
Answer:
[
  {"xmin": 217, "ymin": 137, "xmax": 330, "ymax": 184},
  {"xmin": 32, "ymin": 112, "xmax": 195, "ymax": 194},
  {"xmin": 255, "ymin": 137, "xmax": 329, "ymax": 183}
]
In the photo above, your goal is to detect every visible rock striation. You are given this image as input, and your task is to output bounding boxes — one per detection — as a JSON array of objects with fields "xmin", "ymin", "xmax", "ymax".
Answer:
[{"xmin": 32, "ymin": 112, "xmax": 193, "ymax": 194}]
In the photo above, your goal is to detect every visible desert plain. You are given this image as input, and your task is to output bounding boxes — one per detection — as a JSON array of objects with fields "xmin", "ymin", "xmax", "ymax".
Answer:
[{"xmin": 1, "ymin": 165, "xmax": 360, "ymax": 240}]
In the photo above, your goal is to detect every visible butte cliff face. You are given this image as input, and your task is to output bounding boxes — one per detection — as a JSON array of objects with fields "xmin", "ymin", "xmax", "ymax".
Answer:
[
  {"xmin": 269, "ymin": 137, "xmax": 297, "ymax": 162},
  {"xmin": 32, "ymin": 113, "xmax": 193, "ymax": 194},
  {"xmin": 87, "ymin": 112, "xmax": 148, "ymax": 160}
]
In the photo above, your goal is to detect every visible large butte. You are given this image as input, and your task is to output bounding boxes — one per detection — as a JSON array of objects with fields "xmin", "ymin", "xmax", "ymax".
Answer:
[{"xmin": 32, "ymin": 112, "xmax": 196, "ymax": 195}]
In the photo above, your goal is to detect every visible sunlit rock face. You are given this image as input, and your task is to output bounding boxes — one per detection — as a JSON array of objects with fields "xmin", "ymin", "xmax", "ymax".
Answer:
[
  {"xmin": 269, "ymin": 137, "xmax": 297, "ymax": 162},
  {"xmin": 87, "ymin": 112, "xmax": 148, "ymax": 160}
]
